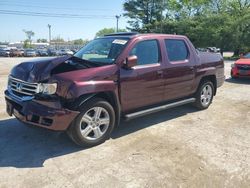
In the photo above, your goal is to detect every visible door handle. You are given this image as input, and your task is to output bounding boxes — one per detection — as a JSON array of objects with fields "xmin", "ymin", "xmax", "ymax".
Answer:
[
  {"xmin": 190, "ymin": 66, "xmax": 194, "ymax": 70},
  {"xmin": 157, "ymin": 70, "xmax": 164, "ymax": 77}
]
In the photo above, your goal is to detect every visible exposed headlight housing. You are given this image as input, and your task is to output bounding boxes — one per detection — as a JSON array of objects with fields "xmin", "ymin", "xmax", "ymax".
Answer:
[{"xmin": 38, "ymin": 83, "xmax": 57, "ymax": 95}]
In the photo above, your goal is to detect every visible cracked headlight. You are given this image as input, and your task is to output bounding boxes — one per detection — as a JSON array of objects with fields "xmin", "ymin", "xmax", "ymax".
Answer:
[{"xmin": 38, "ymin": 83, "xmax": 57, "ymax": 95}]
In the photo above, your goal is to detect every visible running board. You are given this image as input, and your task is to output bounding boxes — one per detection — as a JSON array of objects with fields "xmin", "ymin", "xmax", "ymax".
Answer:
[{"xmin": 125, "ymin": 98, "xmax": 196, "ymax": 120}]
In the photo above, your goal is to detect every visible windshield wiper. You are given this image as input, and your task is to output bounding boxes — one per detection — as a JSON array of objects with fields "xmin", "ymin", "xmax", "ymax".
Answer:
[{"xmin": 71, "ymin": 56, "xmax": 99, "ymax": 67}]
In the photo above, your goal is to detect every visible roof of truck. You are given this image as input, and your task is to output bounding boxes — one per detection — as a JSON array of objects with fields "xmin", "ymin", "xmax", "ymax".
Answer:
[{"xmin": 103, "ymin": 32, "xmax": 187, "ymax": 39}]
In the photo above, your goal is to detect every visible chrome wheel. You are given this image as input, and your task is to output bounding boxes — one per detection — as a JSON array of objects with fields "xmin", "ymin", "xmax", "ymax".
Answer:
[
  {"xmin": 200, "ymin": 84, "xmax": 212, "ymax": 106},
  {"xmin": 80, "ymin": 107, "xmax": 110, "ymax": 141}
]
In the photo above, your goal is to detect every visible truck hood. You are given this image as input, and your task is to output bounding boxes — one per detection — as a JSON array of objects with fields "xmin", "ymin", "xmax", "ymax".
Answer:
[
  {"xmin": 10, "ymin": 56, "xmax": 119, "ymax": 99},
  {"xmin": 10, "ymin": 56, "xmax": 71, "ymax": 82},
  {"xmin": 53, "ymin": 63, "xmax": 118, "ymax": 98}
]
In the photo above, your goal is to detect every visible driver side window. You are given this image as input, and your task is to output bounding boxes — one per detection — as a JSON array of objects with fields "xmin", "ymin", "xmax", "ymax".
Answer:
[{"xmin": 129, "ymin": 40, "xmax": 160, "ymax": 65}]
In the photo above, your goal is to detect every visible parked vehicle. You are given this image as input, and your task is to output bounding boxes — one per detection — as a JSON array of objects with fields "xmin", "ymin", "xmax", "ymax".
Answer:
[
  {"xmin": 231, "ymin": 53, "xmax": 250, "ymax": 78},
  {"xmin": 24, "ymin": 49, "xmax": 36, "ymax": 57},
  {"xmin": 35, "ymin": 50, "xmax": 40, "ymax": 56},
  {"xmin": 0, "ymin": 49, "xmax": 10, "ymax": 57},
  {"xmin": 37, "ymin": 49, "xmax": 48, "ymax": 56},
  {"xmin": 5, "ymin": 33, "xmax": 225, "ymax": 147},
  {"xmin": 10, "ymin": 49, "xmax": 24, "ymax": 57},
  {"xmin": 207, "ymin": 47, "xmax": 220, "ymax": 53},
  {"xmin": 71, "ymin": 49, "xmax": 79, "ymax": 54},
  {"xmin": 47, "ymin": 48, "xmax": 57, "ymax": 56},
  {"xmin": 57, "ymin": 49, "xmax": 74, "ymax": 56},
  {"xmin": 20, "ymin": 49, "xmax": 25, "ymax": 56},
  {"xmin": 197, "ymin": 48, "xmax": 207, "ymax": 52}
]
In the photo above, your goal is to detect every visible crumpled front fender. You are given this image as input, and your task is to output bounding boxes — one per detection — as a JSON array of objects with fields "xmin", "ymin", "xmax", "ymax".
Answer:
[{"xmin": 66, "ymin": 80, "xmax": 117, "ymax": 99}]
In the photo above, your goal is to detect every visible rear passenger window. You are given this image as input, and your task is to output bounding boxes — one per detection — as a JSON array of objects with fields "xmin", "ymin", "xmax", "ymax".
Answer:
[
  {"xmin": 130, "ymin": 40, "xmax": 159, "ymax": 65},
  {"xmin": 165, "ymin": 39, "xmax": 189, "ymax": 62}
]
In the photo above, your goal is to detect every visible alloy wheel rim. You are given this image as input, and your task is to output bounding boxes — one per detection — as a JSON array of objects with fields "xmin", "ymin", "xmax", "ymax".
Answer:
[
  {"xmin": 80, "ymin": 107, "xmax": 110, "ymax": 141},
  {"xmin": 201, "ymin": 84, "xmax": 212, "ymax": 106}
]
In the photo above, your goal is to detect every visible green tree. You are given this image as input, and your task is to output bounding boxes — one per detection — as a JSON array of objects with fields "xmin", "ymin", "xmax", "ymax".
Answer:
[
  {"xmin": 23, "ymin": 39, "xmax": 34, "ymax": 49},
  {"xmin": 123, "ymin": 0, "xmax": 165, "ymax": 32},
  {"xmin": 37, "ymin": 38, "xmax": 48, "ymax": 43},
  {"xmin": 95, "ymin": 28, "xmax": 127, "ymax": 37},
  {"xmin": 73, "ymin": 39, "xmax": 89, "ymax": 45},
  {"xmin": 166, "ymin": 0, "xmax": 210, "ymax": 19},
  {"xmin": 51, "ymin": 36, "xmax": 65, "ymax": 43},
  {"xmin": 23, "ymin": 30, "xmax": 35, "ymax": 45},
  {"xmin": 228, "ymin": 1, "xmax": 250, "ymax": 55},
  {"xmin": 123, "ymin": 0, "xmax": 250, "ymax": 55}
]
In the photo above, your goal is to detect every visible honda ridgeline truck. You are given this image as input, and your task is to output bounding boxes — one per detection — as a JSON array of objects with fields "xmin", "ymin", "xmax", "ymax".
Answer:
[{"xmin": 5, "ymin": 33, "xmax": 225, "ymax": 147}]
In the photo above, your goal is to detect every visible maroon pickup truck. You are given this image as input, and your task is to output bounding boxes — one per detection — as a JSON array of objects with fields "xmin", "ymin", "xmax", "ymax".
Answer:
[{"xmin": 5, "ymin": 33, "xmax": 224, "ymax": 147}]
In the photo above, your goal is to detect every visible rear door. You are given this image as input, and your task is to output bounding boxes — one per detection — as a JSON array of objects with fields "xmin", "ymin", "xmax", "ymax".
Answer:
[
  {"xmin": 119, "ymin": 39, "xmax": 165, "ymax": 112},
  {"xmin": 163, "ymin": 38, "xmax": 196, "ymax": 100}
]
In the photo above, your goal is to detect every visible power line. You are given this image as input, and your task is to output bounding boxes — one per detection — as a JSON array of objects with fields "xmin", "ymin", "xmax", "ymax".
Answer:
[
  {"xmin": 0, "ymin": 2, "xmax": 113, "ymax": 12},
  {"xmin": 0, "ymin": 0, "xmax": 90, "ymax": 8},
  {"xmin": 0, "ymin": 9, "xmax": 115, "ymax": 19}
]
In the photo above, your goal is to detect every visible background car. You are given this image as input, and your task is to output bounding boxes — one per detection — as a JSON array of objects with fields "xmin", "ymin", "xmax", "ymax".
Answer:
[
  {"xmin": 207, "ymin": 47, "xmax": 220, "ymax": 53},
  {"xmin": 37, "ymin": 49, "xmax": 48, "ymax": 56},
  {"xmin": 231, "ymin": 53, "xmax": 250, "ymax": 78},
  {"xmin": 71, "ymin": 49, "xmax": 79, "ymax": 53},
  {"xmin": 0, "ymin": 49, "xmax": 10, "ymax": 57},
  {"xmin": 197, "ymin": 48, "xmax": 207, "ymax": 52},
  {"xmin": 241, "ymin": 53, "xmax": 250, "ymax": 59},
  {"xmin": 10, "ymin": 49, "xmax": 23, "ymax": 57},
  {"xmin": 47, "ymin": 48, "xmax": 57, "ymax": 56},
  {"xmin": 57, "ymin": 49, "xmax": 74, "ymax": 56},
  {"xmin": 24, "ymin": 49, "xmax": 36, "ymax": 57},
  {"xmin": 19, "ymin": 49, "xmax": 24, "ymax": 56}
]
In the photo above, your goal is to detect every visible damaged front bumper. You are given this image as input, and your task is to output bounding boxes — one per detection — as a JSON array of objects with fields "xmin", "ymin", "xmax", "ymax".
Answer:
[{"xmin": 5, "ymin": 90, "xmax": 79, "ymax": 131}]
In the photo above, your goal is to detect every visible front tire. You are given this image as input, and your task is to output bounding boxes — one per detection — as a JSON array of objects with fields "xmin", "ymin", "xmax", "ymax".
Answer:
[
  {"xmin": 67, "ymin": 98, "xmax": 115, "ymax": 147},
  {"xmin": 194, "ymin": 81, "xmax": 214, "ymax": 110}
]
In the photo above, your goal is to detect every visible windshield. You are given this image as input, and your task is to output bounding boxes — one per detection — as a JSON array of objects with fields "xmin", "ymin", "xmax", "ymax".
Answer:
[
  {"xmin": 74, "ymin": 37, "xmax": 129, "ymax": 64},
  {"xmin": 244, "ymin": 53, "xmax": 250, "ymax": 58}
]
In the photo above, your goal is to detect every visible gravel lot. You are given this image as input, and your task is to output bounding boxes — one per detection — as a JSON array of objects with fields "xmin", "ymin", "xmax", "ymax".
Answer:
[{"xmin": 0, "ymin": 57, "xmax": 249, "ymax": 188}]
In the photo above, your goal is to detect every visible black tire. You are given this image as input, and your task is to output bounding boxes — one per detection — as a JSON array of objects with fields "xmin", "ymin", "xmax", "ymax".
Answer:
[
  {"xmin": 193, "ymin": 80, "xmax": 214, "ymax": 110},
  {"xmin": 67, "ymin": 98, "xmax": 115, "ymax": 147}
]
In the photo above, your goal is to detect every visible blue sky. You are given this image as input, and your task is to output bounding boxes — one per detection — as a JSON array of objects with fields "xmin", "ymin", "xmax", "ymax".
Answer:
[{"xmin": 0, "ymin": 0, "xmax": 129, "ymax": 42}]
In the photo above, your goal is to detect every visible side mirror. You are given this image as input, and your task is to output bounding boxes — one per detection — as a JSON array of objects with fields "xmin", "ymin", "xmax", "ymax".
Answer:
[{"xmin": 124, "ymin": 55, "xmax": 137, "ymax": 69}]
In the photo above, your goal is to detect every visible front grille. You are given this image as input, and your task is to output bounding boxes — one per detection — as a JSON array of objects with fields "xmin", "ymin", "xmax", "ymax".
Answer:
[
  {"xmin": 237, "ymin": 64, "xmax": 250, "ymax": 70},
  {"xmin": 9, "ymin": 76, "xmax": 38, "ymax": 96}
]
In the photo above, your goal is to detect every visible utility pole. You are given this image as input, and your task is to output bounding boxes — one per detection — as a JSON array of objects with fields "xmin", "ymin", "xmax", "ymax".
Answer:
[
  {"xmin": 47, "ymin": 24, "xmax": 51, "ymax": 44},
  {"xmin": 160, "ymin": 0, "xmax": 165, "ymax": 33},
  {"xmin": 115, "ymin": 15, "xmax": 121, "ymax": 32}
]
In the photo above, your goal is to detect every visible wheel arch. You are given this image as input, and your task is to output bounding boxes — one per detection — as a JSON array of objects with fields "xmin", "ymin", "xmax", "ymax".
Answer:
[
  {"xmin": 66, "ymin": 91, "xmax": 121, "ymax": 127},
  {"xmin": 199, "ymin": 75, "xmax": 217, "ymax": 95}
]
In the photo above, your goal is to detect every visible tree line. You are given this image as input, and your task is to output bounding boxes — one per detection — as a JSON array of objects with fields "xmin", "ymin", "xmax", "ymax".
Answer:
[
  {"xmin": 22, "ymin": 30, "xmax": 89, "ymax": 48},
  {"xmin": 123, "ymin": 0, "xmax": 250, "ymax": 55}
]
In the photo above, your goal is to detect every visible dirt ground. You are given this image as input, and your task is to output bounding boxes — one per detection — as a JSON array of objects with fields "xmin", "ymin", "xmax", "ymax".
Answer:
[{"xmin": 0, "ymin": 57, "xmax": 249, "ymax": 188}]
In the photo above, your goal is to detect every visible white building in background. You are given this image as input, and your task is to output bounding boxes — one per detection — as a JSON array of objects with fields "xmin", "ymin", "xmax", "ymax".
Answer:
[
  {"xmin": 8, "ymin": 42, "xmax": 49, "ymax": 49},
  {"xmin": 8, "ymin": 42, "xmax": 23, "ymax": 48},
  {"xmin": 0, "ymin": 45, "xmax": 8, "ymax": 49}
]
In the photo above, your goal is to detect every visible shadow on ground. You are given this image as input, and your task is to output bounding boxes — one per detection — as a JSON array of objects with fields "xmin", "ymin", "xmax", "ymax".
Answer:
[
  {"xmin": 0, "ymin": 105, "xmax": 197, "ymax": 168},
  {"xmin": 226, "ymin": 77, "xmax": 250, "ymax": 85}
]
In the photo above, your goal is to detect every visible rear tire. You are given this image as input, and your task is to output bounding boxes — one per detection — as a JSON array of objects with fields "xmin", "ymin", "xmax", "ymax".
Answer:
[
  {"xmin": 194, "ymin": 80, "xmax": 214, "ymax": 110},
  {"xmin": 67, "ymin": 98, "xmax": 115, "ymax": 147}
]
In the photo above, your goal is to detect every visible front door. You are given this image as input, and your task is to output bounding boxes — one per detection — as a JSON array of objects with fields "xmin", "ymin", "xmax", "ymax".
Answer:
[{"xmin": 120, "ymin": 39, "xmax": 165, "ymax": 112}]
